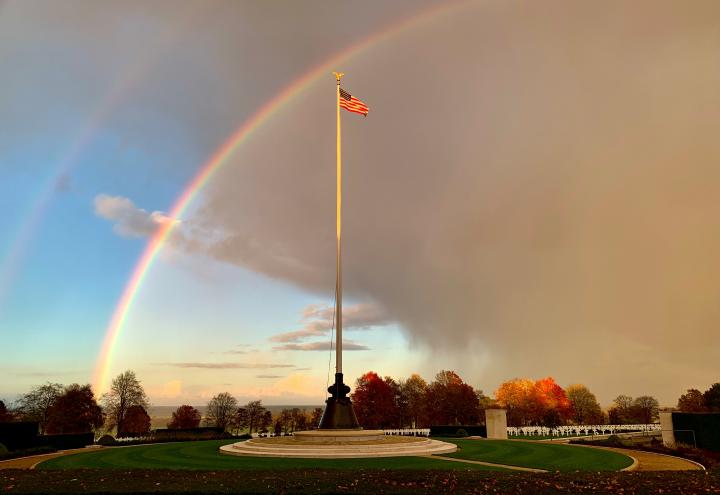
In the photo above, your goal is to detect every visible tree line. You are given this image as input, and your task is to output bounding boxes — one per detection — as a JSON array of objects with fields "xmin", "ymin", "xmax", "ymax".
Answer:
[
  {"xmin": 676, "ymin": 383, "xmax": 720, "ymax": 412},
  {"xmin": 4, "ymin": 369, "xmax": 691, "ymax": 434}
]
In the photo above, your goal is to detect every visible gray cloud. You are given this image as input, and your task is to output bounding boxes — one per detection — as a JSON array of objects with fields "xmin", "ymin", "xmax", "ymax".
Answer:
[
  {"xmin": 270, "ymin": 303, "xmax": 389, "ymax": 343},
  {"xmin": 273, "ymin": 341, "xmax": 370, "ymax": 352},
  {"xmin": 158, "ymin": 362, "xmax": 295, "ymax": 369},
  {"xmin": 256, "ymin": 374, "xmax": 284, "ymax": 379}
]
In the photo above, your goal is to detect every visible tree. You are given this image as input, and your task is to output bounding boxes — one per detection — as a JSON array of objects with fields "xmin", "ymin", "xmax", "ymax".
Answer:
[
  {"xmin": 566, "ymin": 384, "xmax": 605, "ymax": 424},
  {"xmin": 703, "ymin": 383, "xmax": 720, "ymax": 412},
  {"xmin": 244, "ymin": 400, "xmax": 267, "ymax": 434},
  {"xmin": 534, "ymin": 377, "xmax": 572, "ymax": 427},
  {"xmin": 425, "ymin": 371, "xmax": 480, "ymax": 426},
  {"xmin": 677, "ymin": 389, "xmax": 707, "ymax": 413},
  {"xmin": 206, "ymin": 393, "xmax": 238, "ymax": 430},
  {"xmin": 608, "ymin": 395, "xmax": 634, "ymax": 424},
  {"xmin": 402, "ymin": 374, "xmax": 428, "ymax": 428},
  {"xmin": 17, "ymin": 383, "xmax": 63, "ymax": 433},
  {"xmin": 121, "ymin": 405, "xmax": 151, "ymax": 437},
  {"xmin": 495, "ymin": 377, "xmax": 572, "ymax": 426},
  {"xmin": 495, "ymin": 378, "xmax": 535, "ymax": 426},
  {"xmin": 632, "ymin": 396, "xmax": 659, "ymax": 424},
  {"xmin": 46, "ymin": 384, "xmax": 104, "ymax": 434},
  {"xmin": 168, "ymin": 405, "xmax": 202, "ymax": 429},
  {"xmin": 0, "ymin": 400, "xmax": 14, "ymax": 422},
  {"xmin": 351, "ymin": 371, "xmax": 398, "ymax": 429},
  {"xmin": 310, "ymin": 407, "xmax": 323, "ymax": 429},
  {"xmin": 260, "ymin": 410, "xmax": 272, "ymax": 433},
  {"xmin": 101, "ymin": 371, "xmax": 148, "ymax": 434},
  {"xmin": 279, "ymin": 409, "xmax": 293, "ymax": 434}
]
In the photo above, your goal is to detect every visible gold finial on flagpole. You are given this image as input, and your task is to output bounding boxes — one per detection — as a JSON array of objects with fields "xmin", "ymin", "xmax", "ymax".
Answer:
[{"xmin": 333, "ymin": 71, "xmax": 344, "ymax": 84}]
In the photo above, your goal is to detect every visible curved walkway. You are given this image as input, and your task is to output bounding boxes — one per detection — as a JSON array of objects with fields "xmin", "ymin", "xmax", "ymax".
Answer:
[
  {"xmin": 588, "ymin": 446, "xmax": 704, "ymax": 471},
  {"xmin": 0, "ymin": 448, "xmax": 94, "ymax": 470}
]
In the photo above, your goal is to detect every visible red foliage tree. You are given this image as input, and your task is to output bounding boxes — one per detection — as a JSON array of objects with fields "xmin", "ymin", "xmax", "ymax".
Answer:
[
  {"xmin": 168, "ymin": 405, "xmax": 202, "ymax": 429},
  {"xmin": 425, "ymin": 371, "xmax": 480, "ymax": 425},
  {"xmin": 351, "ymin": 371, "xmax": 398, "ymax": 428},
  {"xmin": 120, "ymin": 405, "xmax": 151, "ymax": 437},
  {"xmin": 45, "ymin": 384, "xmax": 104, "ymax": 434}
]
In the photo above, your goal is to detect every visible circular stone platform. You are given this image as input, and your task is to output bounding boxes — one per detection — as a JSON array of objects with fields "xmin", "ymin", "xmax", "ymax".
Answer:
[{"xmin": 219, "ymin": 429, "xmax": 457, "ymax": 458}]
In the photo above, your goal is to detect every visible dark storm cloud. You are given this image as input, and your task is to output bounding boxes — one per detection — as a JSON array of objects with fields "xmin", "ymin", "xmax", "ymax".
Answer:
[
  {"xmin": 11, "ymin": 0, "xmax": 720, "ymax": 404},
  {"xmin": 189, "ymin": 0, "xmax": 720, "ymax": 403}
]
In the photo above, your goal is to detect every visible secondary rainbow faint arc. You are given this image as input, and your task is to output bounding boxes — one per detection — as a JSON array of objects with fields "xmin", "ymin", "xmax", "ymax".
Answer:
[{"xmin": 92, "ymin": 0, "xmax": 472, "ymax": 393}]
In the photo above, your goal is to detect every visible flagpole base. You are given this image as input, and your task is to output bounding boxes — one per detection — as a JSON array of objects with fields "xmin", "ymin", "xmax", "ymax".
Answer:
[{"xmin": 318, "ymin": 373, "xmax": 361, "ymax": 430}]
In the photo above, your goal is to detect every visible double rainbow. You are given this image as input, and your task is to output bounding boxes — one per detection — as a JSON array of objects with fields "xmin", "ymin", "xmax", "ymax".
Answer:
[{"xmin": 91, "ymin": 0, "xmax": 471, "ymax": 393}]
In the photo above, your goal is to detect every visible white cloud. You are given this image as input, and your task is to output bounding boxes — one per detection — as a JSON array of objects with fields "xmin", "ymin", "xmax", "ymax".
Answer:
[{"xmin": 94, "ymin": 194, "xmax": 176, "ymax": 238}]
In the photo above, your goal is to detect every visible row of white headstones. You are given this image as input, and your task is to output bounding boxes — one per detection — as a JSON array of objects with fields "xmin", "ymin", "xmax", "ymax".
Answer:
[
  {"xmin": 507, "ymin": 424, "xmax": 661, "ymax": 437},
  {"xmin": 248, "ymin": 424, "xmax": 661, "ymax": 438}
]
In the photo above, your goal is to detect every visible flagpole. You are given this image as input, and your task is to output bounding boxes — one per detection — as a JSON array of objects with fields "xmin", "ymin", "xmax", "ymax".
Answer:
[{"xmin": 333, "ymin": 71, "xmax": 344, "ymax": 375}]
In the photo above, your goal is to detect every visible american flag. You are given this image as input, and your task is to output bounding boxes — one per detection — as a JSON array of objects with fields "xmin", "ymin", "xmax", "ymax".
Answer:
[{"xmin": 339, "ymin": 88, "xmax": 369, "ymax": 117}]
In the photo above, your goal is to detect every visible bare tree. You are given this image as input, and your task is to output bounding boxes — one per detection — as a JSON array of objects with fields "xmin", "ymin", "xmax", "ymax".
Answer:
[
  {"xmin": 17, "ymin": 382, "xmax": 63, "ymax": 433},
  {"xmin": 206, "ymin": 392, "xmax": 238, "ymax": 430},
  {"xmin": 245, "ymin": 400, "xmax": 267, "ymax": 434},
  {"xmin": 101, "ymin": 371, "xmax": 149, "ymax": 434}
]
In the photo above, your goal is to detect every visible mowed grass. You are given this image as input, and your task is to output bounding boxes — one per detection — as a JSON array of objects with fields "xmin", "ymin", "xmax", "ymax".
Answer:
[
  {"xmin": 38, "ymin": 440, "xmax": 501, "ymax": 471},
  {"xmin": 38, "ymin": 439, "xmax": 632, "ymax": 472},
  {"xmin": 445, "ymin": 439, "xmax": 633, "ymax": 472}
]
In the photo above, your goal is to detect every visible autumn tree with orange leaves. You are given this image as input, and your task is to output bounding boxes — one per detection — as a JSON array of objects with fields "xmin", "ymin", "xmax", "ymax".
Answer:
[{"xmin": 495, "ymin": 377, "xmax": 572, "ymax": 426}]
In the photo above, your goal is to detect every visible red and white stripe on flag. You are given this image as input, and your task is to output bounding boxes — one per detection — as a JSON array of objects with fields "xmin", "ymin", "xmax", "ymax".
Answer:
[{"xmin": 339, "ymin": 88, "xmax": 369, "ymax": 116}]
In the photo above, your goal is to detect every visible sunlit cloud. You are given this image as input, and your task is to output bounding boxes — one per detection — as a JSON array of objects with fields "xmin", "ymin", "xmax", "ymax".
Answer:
[
  {"xmin": 272, "ymin": 340, "xmax": 370, "ymax": 351},
  {"xmin": 157, "ymin": 362, "xmax": 296, "ymax": 369}
]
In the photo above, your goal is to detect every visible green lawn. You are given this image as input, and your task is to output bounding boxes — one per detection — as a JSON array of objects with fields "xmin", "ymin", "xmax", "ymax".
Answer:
[
  {"xmin": 38, "ymin": 440, "xmax": 500, "ymax": 471},
  {"xmin": 38, "ymin": 438, "xmax": 632, "ymax": 472},
  {"xmin": 445, "ymin": 439, "xmax": 633, "ymax": 472}
]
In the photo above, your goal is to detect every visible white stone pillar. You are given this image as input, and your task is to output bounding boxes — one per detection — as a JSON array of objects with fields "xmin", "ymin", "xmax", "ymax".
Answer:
[
  {"xmin": 660, "ymin": 410, "xmax": 675, "ymax": 448},
  {"xmin": 485, "ymin": 408, "xmax": 508, "ymax": 439}
]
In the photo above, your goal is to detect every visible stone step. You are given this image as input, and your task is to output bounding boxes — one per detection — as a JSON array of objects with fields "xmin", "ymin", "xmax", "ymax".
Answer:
[{"xmin": 219, "ymin": 439, "xmax": 457, "ymax": 458}]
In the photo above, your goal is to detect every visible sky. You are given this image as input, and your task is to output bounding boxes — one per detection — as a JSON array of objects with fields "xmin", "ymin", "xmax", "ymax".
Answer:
[{"xmin": 1, "ymin": 0, "xmax": 719, "ymax": 408}]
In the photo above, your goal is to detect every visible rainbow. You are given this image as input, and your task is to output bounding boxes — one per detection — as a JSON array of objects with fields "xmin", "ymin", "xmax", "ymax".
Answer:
[{"xmin": 91, "ymin": 0, "xmax": 472, "ymax": 393}]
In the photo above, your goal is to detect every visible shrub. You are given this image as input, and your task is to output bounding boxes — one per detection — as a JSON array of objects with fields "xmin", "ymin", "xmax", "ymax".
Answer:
[
  {"xmin": 97, "ymin": 434, "xmax": 116, "ymax": 446},
  {"xmin": 0, "ymin": 443, "xmax": 7, "ymax": 455},
  {"xmin": 455, "ymin": 429, "xmax": 469, "ymax": 437}
]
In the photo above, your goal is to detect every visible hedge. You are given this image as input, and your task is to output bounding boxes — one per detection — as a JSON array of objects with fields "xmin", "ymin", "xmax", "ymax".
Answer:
[
  {"xmin": 672, "ymin": 412, "xmax": 720, "ymax": 452},
  {"xmin": 0, "ymin": 422, "xmax": 39, "ymax": 451},
  {"xmin": 37, "ymin": 432, "xmax": 94, "ymax": 450},
  {"xmin": 430, "ymin": 425, "xmax": 487, "ymax": 437}
]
